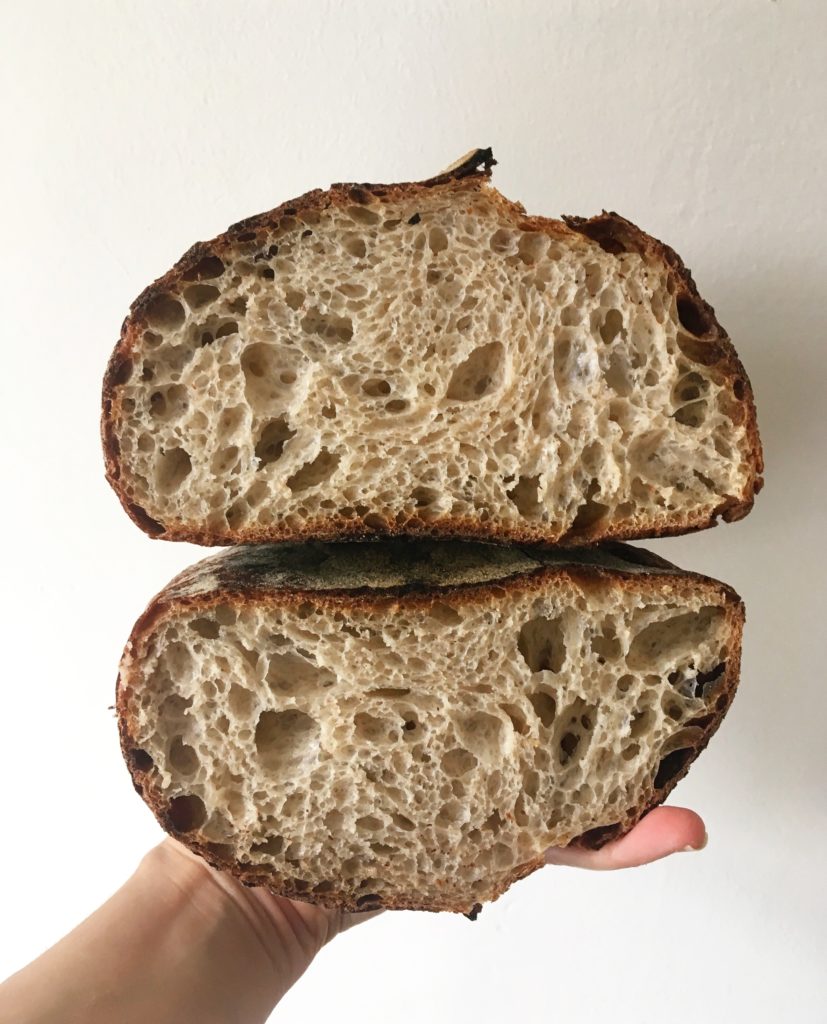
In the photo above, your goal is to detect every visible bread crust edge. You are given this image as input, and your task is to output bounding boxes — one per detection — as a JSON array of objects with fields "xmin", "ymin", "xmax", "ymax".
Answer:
[
  {"xmin": 101, "ymin": 150, "xmax": 763, "ymax": 545},
  {"xmin": 117, "ymin": 543, "xmax": 744, "ymax": 914}
]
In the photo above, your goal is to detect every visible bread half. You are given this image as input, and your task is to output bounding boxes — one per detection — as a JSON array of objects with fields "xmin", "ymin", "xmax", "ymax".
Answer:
[
  {"xmin": 117, "ymin": 539, "xmax": 743, "ymax": 913},
  {"xmin": 102, "ymin": 149, "xmax": 762, "ymax": 546}
]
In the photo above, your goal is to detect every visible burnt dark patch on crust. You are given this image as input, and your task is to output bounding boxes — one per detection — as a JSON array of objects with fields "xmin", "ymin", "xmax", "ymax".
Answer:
[
  {"xmin": 573, "ymin": 822, "xmax": 624, "ymax": 850},
  {"xmin": 355, "ymin": 893, "xmax": 384, "ymax": 910},
  {"xmin": 464, "ymin": 902, "xmax": 484, "ymax": 921},
  {"xmin": 129, "ymin": 748, "xmax": 154, "ymax": 772},
  {"xmin": 166, "ymin": 794, "xmax": 207, "ymax": 833},
  {"xmin": 107, "ymin": 354, "xmax": 134, "ymax": 388},
  {"xmin": 676, "ymin": 293, "xmax": 715, "ymax": 338},
  {"xmin": 125, "ymin": 502, "xmax": 166, "ymax": 537},
  {"xmin": 653, "ymin": 748, "xmax": 694, "ymax": 789}
]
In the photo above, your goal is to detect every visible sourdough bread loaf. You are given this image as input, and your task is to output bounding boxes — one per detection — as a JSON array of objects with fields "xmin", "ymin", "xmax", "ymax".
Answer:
[
  {"xmin": 102, "ymin": 149, "xmax": 762, "ymax": 546},
  {"xmin": 117, "ymin": 539, "xmax": 743, "ymax": 913}
]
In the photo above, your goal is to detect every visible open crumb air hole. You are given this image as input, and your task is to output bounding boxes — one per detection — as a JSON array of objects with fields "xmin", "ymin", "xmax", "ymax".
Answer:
[
  {"xmin": 255, "ymin": 416, "xmax": 296, "ymax": 467},
  {"xmin": 168, "ymin": 794, "xmax": 206, "ymax": 832},
  {"xmin": 653, "ymin": 747, "xmax": 693, "ymax": 788},
  {"xmin": 518, "ymin": 616, "xmax": 566, "ymax": 673},
  {"xmin": 255, "ymin": 709, "xmax": 320, "ymax": 772},
  {"xmin": 446, "ymin": 342, "xmax": 504, "ymax": 401},
  {"xmin": 286, "ymin": 449, "xmax": 340, "ymax": 492},
  {"xmin": 676, "ymin": 295, "xmax": 712, "ymax": 337},
  {"xmin": 507, "ymin": 475, "xmax": 542, "ymax": 517}
]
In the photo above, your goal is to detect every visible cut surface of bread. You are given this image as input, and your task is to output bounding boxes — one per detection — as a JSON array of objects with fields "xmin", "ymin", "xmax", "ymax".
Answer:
[
  {"xmin": 102, "ymin": 148, "xmax": 762, "ymax": 546},
  {"xmin": 117, "ymin": 539, "xmax": 743, "ymax": 913}
]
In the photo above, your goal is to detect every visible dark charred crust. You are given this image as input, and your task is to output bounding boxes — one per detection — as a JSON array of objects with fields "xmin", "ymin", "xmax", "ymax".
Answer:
[
  {"xmin": 128, "ymin": 747, "xmax": 154, "ymax": 772},
  {"xmin": 125, "ymin": 502, "xmax": 166, "ymax": 537},
  {"xmin": 464, "ymin": 902, "xmax": 484, "ymax": 921},
  {"xmin": 598, "ymin": 542, "xmax": 677, "ymax": 571},
  {"xmin": 574, "ymin": 823, "xmax": 624, "ymax": 849}
]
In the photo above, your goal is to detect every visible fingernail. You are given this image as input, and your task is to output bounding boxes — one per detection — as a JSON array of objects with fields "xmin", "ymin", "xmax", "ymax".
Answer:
[{"xmin": 682, "ymin": 830, "xmax": 708, "ymax": 852}]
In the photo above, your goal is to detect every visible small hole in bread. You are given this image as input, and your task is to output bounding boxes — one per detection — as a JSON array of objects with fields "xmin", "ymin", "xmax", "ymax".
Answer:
[
  {"xmin": 169, "ymin": 737, "xmax": 199, "ymax": 775},
  {"xmin": 500, "ymin": 702, "xmax": 530, "ymax": 735},
  {"xmin": 255, "ymin": 416, "xmax": 296, "ymax": 468},
  {"xmin": 190, "ymin": 617, "xmax": 220, "ymax": 639},
  {"xmin": 452, "ymin": 712, "xmax": 504, "ymax": 766},
  {"xmin": 507, "ymin": 474, "xmax": 542, "ymax": 518},
  {"xmin": 489, "ymin": 228, "xmax": 515, "ymax": 254},
  {"xmin": 215, "ymin": 320, "xmax": 238, "ymax": 338},
  {"xmin": 518, "ymin": 616, "xmax": 566, "ymax": 673},
  {"xmin": 427, "ymin": 602, "xmax": 463, "ymax": 626},
  {"xmin": 156, "ymin": 447, "xmax": 192, "ymax": 494},
  {"xmin": 446, "ymin": 342, "xmax": 504, "ymax": 401},
  {"xmin": 356, "ymin": 815, "xmax": 383, "ymax": 832},
  {"xmin": 653, "ymin": 747, "xmax": 693, "ymax": 788},
  {"xmin": 429, "ymin": 226, "xmax": 449, "ymax": 253},
  {"xmin": 528, "ymin": 690, "xmax": 557, "ymax": 728},
  {"xmin": 362, "ymin": 378, "xmax": 391, "ymax": 397},
  {"xmin": 674, "ymin": 400, "xmax": 708, "ymax": 427},
  {"xmin": 628, "ymin": 607, "xmax": 722, "ymax": 670},
  {"xmin": 130, "ymin": 748, "xmax": 154, "ymax": 771},
  {"xmin": 168, "ymin": 794, "xmax": 207, "ymax": 832},
  {"xmin": 286, "ymin": 449, "xmax": 340, "ymax": 492},
  {"xmin": 300, "ymin": 307, "xmax": 353, "ymax": 344},
  {"xmin": 354, "ymin": 712, "xmax": 397, "ymax": 744},
  {"xmin": 252, "ymin": 835, "xmax": 284, "ymax": 856},
  {"xmin": 559, "ymin": 731, "xmax": 580, "ymax": 763},
  {"xmin": 348, "ymin": 205, "xmax": 380, "ymax": 226},
  {"xmin": 600, "ymin": 308, "xmax": 624, "ymax": 344},
  {"xmin": 183, "ymin": 255, "xmax": 225, "ymax": 281},
  {"xmin": 254, "ymin": 709, "xmax": 320, "ymax": 772},
  {"xmin": 343, "ymin": 235, "xmax": 367, "ymax": 258},
  {"xmin": 676, "ymin": 332, "xmax": 719, "ymax": 365},
  {"xmin": 144, "ymin": 294, "xmax": 185, "ymax": 329},
  {"xmin": 676, "ymin": 295, "xmax": 712, "ymax": 336},
  {"xmin": 183, "ymin": 284, "xmax": 221, "ymax": 310},
  {"xmin": 441, "ymin": 748, "xmax": 478, "ymax": 777}
]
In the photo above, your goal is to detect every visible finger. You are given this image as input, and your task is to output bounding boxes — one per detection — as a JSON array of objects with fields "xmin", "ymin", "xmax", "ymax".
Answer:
[
  {"xmin": 337, "ymin": 908, "xmax": 385, "ymax": 934},
  {"xmin": 544, "ymin": 806, "xmax": 707, "ymax": 870}
]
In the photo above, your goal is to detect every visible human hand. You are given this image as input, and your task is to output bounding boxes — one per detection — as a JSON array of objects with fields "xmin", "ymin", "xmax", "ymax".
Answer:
[
  {"xmin": 166, "ymin": 804, "xmax": 708, "ymax": 1012},
  {"xmin": 0, "ymin": 806, "xmax": 706, "ymax": 1024}
]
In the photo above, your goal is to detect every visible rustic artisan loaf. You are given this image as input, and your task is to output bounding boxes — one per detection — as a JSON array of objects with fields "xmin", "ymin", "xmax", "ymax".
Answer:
[
  {"xmin": 117, "ymin": 539, "xmax": 743, "ymax": 914},
  {"xmin": 102, "ymin": 149, "xmax": 762, "ymax": 546}
]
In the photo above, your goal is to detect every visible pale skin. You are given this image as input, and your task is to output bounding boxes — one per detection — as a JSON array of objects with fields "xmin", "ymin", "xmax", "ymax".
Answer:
[{"xmin": 0, "ymin": 806, "xmax": 706, "ymax": 1024}]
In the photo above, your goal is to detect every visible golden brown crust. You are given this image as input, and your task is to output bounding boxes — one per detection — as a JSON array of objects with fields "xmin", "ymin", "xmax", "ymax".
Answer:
[
  {"xmin": 101, "ymin": 149, "xmax": 762, "ymax": 547},
  {"xmin": 117, "ymin": 542, "xmax": 744, "ymax": 914}
]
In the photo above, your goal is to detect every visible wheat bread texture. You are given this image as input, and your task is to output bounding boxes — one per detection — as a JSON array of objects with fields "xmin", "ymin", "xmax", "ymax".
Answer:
[
  {"xmin": 102, "ymin": 149, "xmax": 762, "ymax": 546},
  {"xmin": 117, "ymin": 539, "xmax": 743, "ymax": 914}
]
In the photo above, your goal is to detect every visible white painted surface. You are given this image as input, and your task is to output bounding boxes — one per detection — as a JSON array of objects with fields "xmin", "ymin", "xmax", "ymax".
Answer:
[{"xmin": 1, "ymin": 1, "xmax": 825, "ymax": 1021}]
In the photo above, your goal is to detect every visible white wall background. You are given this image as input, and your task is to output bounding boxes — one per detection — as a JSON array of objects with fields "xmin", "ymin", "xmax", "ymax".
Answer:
[{"xmin": 2, "ymin": 1, "xmax": 825, "ymax": 1021}]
